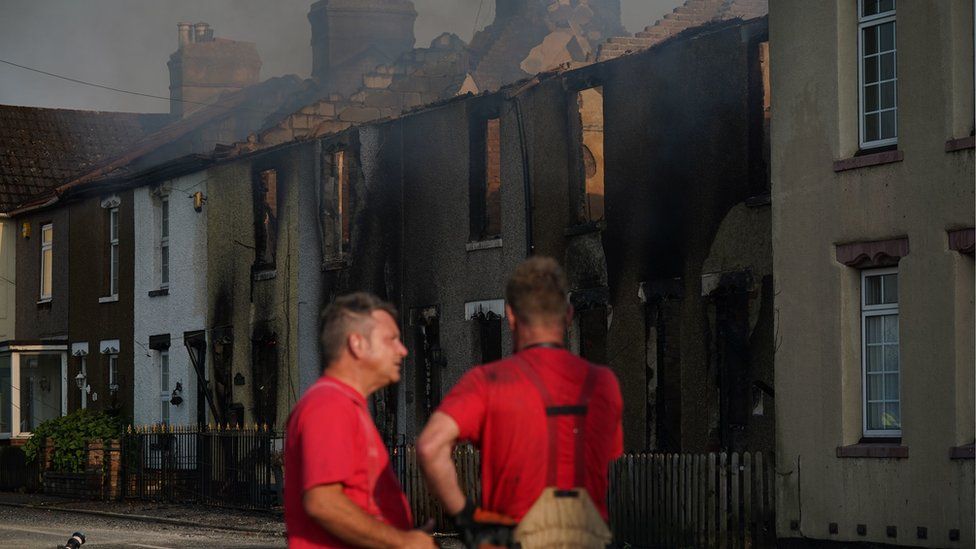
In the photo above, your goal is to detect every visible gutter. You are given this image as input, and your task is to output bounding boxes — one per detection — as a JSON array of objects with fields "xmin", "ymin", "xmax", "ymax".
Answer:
[{"xmin": 7, "ymin": 153, "xmax": 214, "ymax": 217}]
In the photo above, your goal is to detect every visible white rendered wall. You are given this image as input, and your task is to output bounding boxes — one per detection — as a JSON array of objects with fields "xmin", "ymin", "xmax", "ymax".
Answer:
[{"xmin": 133, "ymin": 173, "xmax": 208, "ymax": 426}]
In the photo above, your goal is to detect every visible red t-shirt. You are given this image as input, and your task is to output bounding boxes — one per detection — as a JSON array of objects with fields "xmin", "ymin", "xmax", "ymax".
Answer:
[
  {"xmin": 284, "ymin": 376, "xmax": 412, "ymax": 548},
  {"xmin": 437, "ymin": 347, "xmax": 624, "ymax": 521}
]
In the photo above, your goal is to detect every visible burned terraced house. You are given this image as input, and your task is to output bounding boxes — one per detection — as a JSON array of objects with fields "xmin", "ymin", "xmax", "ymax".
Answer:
[{"xmin": 0, "ymin": 0, "xmax": 772, "ymax": 457}]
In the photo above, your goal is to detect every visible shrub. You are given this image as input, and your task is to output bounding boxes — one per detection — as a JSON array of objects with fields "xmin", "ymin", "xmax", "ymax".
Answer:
[{"xmin": 24, "ymin": 410, "xmax": 123, "ymax": 473}]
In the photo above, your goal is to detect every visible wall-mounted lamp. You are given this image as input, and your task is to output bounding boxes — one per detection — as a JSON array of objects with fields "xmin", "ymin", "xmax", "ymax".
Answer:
[
  {"xmin": 234, "ymin": 372, "xmax": 245, "ymax": 386},
  {"xmin": 75, "ymin": 371, "xmax": 86, "ymax": 390},
  {"xmin": 21, "ymin": 222, "xmax": 30, "ymax": 239},
  {"xmin": 109, "ymin": 382, "xmax": 119, "ymax": 393},
  {"xmin": 193, "ymin": 191, "xmax": 207, "ymax": 212},
  {"xmin": 170, "ymin": 381, "xmax": 184, "ymax": 406}
]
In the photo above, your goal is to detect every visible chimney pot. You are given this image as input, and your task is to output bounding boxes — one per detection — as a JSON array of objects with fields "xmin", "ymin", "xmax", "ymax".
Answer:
[
  {"xmin": 177, "ymin": 22, "xmax": 193, "ymax": 47},
  {"xmin": 194, "ymin": 22, "xmax": 211, "ymax": 42}
]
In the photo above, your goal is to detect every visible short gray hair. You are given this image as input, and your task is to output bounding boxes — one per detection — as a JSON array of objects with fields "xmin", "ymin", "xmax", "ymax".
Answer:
[{"xmin": 320, "ymin": 292, "xmax": 398, "ymax": 368}]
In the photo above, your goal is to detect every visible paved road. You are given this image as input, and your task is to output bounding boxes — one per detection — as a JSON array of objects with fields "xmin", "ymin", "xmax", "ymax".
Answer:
[{"xmin": 0, "ymin": 505, "xmax": 285, "ymax": 548}]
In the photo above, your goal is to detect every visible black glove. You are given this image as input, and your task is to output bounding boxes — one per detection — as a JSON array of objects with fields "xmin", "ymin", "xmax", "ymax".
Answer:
[
  {"xmin": 451, "ymin": 499, "xmax": 514, "ymax": 548},
  {"xmin": 450, "ymin": 498, "xmax": 478, "ymax": 533}
]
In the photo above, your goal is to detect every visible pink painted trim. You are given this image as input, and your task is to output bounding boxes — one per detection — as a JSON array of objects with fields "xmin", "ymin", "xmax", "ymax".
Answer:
[
  {"xmin": 948, "ymin": 228, "xmax": 975, "ymax": 255},
  {"xmin": 945, "ymin": 136, "xmax": 975, "ymax": 152},
  {"xmin": 833, "ymin": 150, "xmax": 904, "ymax": 172},
  {"xmin": 836, "ymin": 443, "xmax": 908, "ymax": 458},
  {"xmin": 835, "ymin": 237, "xmax": 909, "ymax": 268}
]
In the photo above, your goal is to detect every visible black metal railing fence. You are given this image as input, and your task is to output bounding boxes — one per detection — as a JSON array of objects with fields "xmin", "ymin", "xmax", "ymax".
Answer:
[{"xmin": 120, "ymin": 424, "xmax": 283, "ymax": 511}]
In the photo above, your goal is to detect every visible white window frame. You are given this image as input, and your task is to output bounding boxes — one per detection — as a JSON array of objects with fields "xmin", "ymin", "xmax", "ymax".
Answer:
[
  {"xmin": 1, "ymin": 347, "xmax": 68, "ymax": 439},
  {"xmin": 861, "ymin": 267, "xmax": 901, "ymax": 437},
  {"xmin": 78, "ymin": 356, "xmax": 87, "ymax": 410},
  {"xmin": 109, "ymin": 207, "xmax": 119, "ymax": 298},
  {"xmin": 857, "ymin": 0, "xmax": 897, "ymax": 149},
  {"xmin": 39, "ymin": 223, "xmax": 52, "ymax": 301},
  {"xmin": 159, "ymin": 350, "xmax": 170, "ymax": 425},
  {"xmin": 108, "ymin": 354, "xmax": 119, "ymax": 393},
  {"xmin": 160, "ymin": 196, "xmax": 170, "ymax": 289}
]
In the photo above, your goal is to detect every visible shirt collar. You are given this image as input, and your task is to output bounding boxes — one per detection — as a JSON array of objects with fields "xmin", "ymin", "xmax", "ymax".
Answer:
[{"xmin": 318, "ymin": 375, "xmax": 367, "ymax": 406}]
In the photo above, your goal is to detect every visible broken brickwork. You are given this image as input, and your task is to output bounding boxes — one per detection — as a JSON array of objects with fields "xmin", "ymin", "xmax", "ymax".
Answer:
[{"xmin": 597, "ymin": 0, "xmax": 768, "ymax": 61}]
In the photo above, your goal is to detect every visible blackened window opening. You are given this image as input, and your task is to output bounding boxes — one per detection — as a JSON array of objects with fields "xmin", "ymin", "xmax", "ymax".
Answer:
[
  {"xmin": 210, "ymin": 326, "xmax": 233, "ymax": 426},
  {"xmin": 469, "ymin": 117, "xmax": 502, "ymax": 241},
  {"xmin": 577, "ymin": 306, "xmax": 607, "ymax": 364},
  {"xmin": 322, "ymin": 150, "xmax": 350, "ymax": 260},
  {"xmin": 474, "ymin": 310, "xmax": 503, "ymax": 363},
  {"xmin": 251, "ymin": 328, "xmax": 279, "ymax": 427},
  {"xmin": 413, "ymin": 310, "xmax": 442, "ymax": 427},
  {"xmin": 577, "ymin": 87, "xmax": 605, "ymax": 223},
  {"xmin": 253, "ymin": 169, "xmax": 278, "ymax": 270}
]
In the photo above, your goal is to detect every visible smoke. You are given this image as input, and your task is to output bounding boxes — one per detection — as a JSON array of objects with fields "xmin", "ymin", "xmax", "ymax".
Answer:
[{"xmin": 0, "ymin": 0, "xmax": 680, "ymax": 113}]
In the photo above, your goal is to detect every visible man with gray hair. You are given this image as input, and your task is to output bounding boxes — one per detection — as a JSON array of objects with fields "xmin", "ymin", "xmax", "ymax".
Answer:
[{"xmin": 284, "ymin": 292, "xmax": 435, "ymax": 548}]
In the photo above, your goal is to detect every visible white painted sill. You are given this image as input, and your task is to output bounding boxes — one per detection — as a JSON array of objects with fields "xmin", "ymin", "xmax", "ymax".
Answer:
[
  {"xmin": 466, "ymin": 238, "xmax": 503, "ymax": 252},
  {"xmin": 36, "ymin": 298, "xmax": 52, "ymax": 305},
  {"xmin": 98, "ymin": 295, "xmax": 119, "ymax": 304}
]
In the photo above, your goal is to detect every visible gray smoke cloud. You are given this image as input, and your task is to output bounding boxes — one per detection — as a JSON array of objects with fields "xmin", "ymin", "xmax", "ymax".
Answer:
[{"xmin": 0, "ymin": 0, "xmax": 681, "ymax": 113}]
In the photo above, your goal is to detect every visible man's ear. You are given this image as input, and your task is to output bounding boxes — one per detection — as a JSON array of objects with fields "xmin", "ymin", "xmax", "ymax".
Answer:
[
  {"xmin": 505, "ymin": 304, "xmax": 517, "ymax": 333},
  {"xmin": 347, "ymin": 332, "xmax": 365, "ymax": 360}
]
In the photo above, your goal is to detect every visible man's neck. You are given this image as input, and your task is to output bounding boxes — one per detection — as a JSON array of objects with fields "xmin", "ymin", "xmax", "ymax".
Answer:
[
  {"xmin": 322, "ymin": 364, "xmax": 373, "ymax": 397},
  {"xmin": 514, "ymin": 327, "xmax": 566, "ymax": 352}
]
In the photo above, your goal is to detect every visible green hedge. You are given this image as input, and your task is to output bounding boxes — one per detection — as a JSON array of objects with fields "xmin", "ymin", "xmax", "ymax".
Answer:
[{"xmin": 24, "ymin": 410, "xmax": 123, "ymax": 473}]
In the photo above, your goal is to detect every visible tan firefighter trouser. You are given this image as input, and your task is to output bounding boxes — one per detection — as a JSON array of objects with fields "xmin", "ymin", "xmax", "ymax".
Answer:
[{"xmin": 512, "ymin": 487, "xmax": 612, "ymax": 549}]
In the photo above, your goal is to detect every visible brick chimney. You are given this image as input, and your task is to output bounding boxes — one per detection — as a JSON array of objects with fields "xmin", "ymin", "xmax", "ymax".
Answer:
[
  {"xmin": 167, "ymin": 22, "xmax": 262, "ymax": 118},
  {"xmin": 308, "ymin": 0, "xmax": 417, "ymax": 97}
]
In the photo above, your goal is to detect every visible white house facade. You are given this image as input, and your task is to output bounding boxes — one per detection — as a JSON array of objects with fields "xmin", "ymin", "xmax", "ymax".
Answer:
[{"xmin": 133, "ymin": 172, "xmax": 209, "ymax": 426}]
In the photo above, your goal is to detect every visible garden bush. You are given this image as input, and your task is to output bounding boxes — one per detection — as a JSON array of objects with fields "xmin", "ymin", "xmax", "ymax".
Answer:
[{"xmin": 24, "ymin": 409, "xmax": 123, "ymax": 472}]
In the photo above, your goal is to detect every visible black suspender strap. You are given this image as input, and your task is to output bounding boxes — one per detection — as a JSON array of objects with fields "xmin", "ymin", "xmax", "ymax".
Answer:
[{"xmin": 514, "ymin": 353, "xmax": 599, "ymax": 489}]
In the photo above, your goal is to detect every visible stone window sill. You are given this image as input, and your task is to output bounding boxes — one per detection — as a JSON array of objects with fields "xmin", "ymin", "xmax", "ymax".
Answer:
[
  {"xmin": 945, "ymin": 136, "xmax": 975, "ymax": 152},
  {"xmin": 836, "ymin": 442, "xmax": 908, "ymax": 459},
  {"xmin": 148, "ymin": 288, "xmax": 169, "ymax": 298},
  {"xmin": 950, "ymin": 444, "xmax": 974, "ymax": 460},
  {"xmin": 252, "ymin": 269, "xmax": 276, "ymax": 282},
  {"xmin": 36, "ymin": 298, "xmax": 52, "ymax": 308},
  {"xmin": 833, "ymin": 149, "xmax": 904, "ymax": 172},
  {"xmin": 465, "ymin": 238, "xmax": 503, "ymax": 252},
  {"xmin": 564, "ymin": 221, "xmax": 604, "ymax": 237},
  {"xmin": 98, "ymin": 295, "xmax": 119, "ymax": 304},
  {"xmin": 322, "ymin": 256, "xmax": 351, "ymax": 272}
]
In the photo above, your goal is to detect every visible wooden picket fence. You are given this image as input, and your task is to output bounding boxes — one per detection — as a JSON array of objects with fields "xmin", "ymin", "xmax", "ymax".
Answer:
[{"xmin": 609, "ymin": 452, "xmax": 776, "ymax": 548}]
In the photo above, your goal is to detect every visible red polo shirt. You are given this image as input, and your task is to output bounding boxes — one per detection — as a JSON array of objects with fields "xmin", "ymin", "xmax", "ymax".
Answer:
[
  {"xmin": 437, "ymin": 347, "xmax": 623, "ymax": 521},
  {"xmin": 284, "ymin": 376, "xmax": 412, "ymax": 548}
]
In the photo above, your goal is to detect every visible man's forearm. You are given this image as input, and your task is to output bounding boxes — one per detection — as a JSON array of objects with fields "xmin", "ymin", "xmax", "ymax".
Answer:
[
  {"xmin": 417, "ymin": 412, "xmax": 467, "ymax": 515},
  {"xmin": 305, "ymin": 487, "xmax": 411, "ymax": 548},
  {"xmin": 419, "ymin": 442, "xmax": 467, "ymax": 515}
]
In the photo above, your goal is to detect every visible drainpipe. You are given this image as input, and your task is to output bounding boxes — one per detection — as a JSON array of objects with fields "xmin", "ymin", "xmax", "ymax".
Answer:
[{"xmin": 513, "ymin": 95, "xmax": 534, "ymax": 257}]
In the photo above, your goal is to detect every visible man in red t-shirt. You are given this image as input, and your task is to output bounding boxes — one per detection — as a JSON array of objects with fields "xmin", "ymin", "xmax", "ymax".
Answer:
[
  {"xmin": 285, "ymin": 293, "xmax": 435, "ymax": 549},
  {"xmin": 418, "ymin": 257, "xmax": 623, "ymax": 546}
]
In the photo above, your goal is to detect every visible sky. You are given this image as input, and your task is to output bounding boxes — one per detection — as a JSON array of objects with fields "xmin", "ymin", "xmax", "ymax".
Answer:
[{"xmin": 0, "ymin": 0, "xmax": 682, "ymax": 113}]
